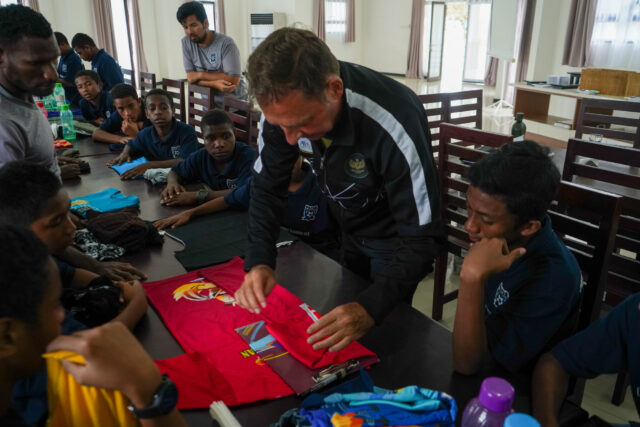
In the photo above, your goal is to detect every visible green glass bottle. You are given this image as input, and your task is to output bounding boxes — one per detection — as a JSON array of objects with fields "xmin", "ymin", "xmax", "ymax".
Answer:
[{"xmin": 511, "ymin": 112, "xmax": 526, "ymax": 141}]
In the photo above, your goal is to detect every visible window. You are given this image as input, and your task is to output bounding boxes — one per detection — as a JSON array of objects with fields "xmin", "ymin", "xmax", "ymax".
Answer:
[
  {"xmin": 326, "ymin": 0, "xmax": 346, "ymax": 34},
  {"xmin": 0, "ymin": 0, "xmax": 18, "ymax": 5},
  {"xmin": 199, "ymin": 1, "xmax": 216, "ymax": 31},
  {"xmin": 589, "ymin": 0, "xmax": 640, "ymax": 69},
  {"xmin": 110, "ymin": 0, "xmax": 132, "ymax": 70}
]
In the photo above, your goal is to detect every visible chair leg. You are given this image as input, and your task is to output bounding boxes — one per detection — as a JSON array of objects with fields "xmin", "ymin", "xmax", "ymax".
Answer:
[
  {"xmin": 432, "ymin": 254, "xmax": 448, "ymax": 321},
  {"xmin": 611, "ymin": 371, "xmax": 630, "ymax": 406}
]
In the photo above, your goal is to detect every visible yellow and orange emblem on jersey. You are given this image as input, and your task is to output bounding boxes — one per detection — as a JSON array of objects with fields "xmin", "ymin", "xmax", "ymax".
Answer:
[{"xmin": 172, "ymin": 280, "xmax": 236, "ymax": 305}]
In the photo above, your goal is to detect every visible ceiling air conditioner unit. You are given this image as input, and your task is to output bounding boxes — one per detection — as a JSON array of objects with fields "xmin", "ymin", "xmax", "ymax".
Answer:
[{"xmin": 250, "ymin": 13, "xmax": 286, "ymax": 52}]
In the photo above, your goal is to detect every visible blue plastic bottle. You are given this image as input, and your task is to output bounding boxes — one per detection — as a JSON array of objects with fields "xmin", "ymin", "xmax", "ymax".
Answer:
[
  {"xmin": 461, "ymin": 377, "xmax": 515, "ymax": 427},
  {"xmin": 504, "ymin": 413, "xmax": 540, "ymax": 427},
  {"xmin": 60, "ymin": 104, "xmax": 76, "ymax": 140},
  {"xmin": 53, "ymin": 82, "xmax": 66, "ymax": 108}
]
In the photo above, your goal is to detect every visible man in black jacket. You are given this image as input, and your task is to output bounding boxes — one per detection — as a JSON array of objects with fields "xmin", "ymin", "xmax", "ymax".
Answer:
[{"xmin": 235, "ymin": 28, "xmax": 443, "ymax": 351}]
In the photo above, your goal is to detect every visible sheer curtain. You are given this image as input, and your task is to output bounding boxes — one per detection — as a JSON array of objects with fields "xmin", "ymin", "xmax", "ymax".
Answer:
[
  {"xmin": 215, "ymin": 0, "xmax": 226, "ymax": 34},
  {"xmin": 405, "ymin": 0, "xmax": 424, "ymax": 79},
  {"xmin": 313, "ymin": 0, "xmax": 326, "ymax": 41},
  {"xmin": 125, "ymin": 0, "xmax": 148, "ymax": 73},
  {"xmin": 588, "ymin": 0, "xmax": 640, "ymax": 69}
]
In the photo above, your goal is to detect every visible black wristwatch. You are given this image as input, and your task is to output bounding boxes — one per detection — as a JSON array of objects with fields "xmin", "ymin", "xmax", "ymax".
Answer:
[
  {"xmin": 196, "ymin": 188, "xmax": 208, "ymax": 205},
  {"xmin": 127, "ymin": 374, "xmax": 178, "ymax": 419}
]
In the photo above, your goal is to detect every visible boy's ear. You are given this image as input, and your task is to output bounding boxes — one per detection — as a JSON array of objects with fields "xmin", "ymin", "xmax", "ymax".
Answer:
[
  {"xmin": 518, "ymin": 219, "xmax": 541, "ymax": 238},
  {"xmin": 0, "ymin": 317, "xmax": 21, "ymax": 358}
]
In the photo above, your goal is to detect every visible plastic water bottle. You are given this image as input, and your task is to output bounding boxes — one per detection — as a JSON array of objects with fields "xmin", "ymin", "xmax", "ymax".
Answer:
[
  {"xmin": 60, "ymin": 104, "xmax": 76, "ymax": 140},
  {"xmin": 43, "ymin": 94, "xmax": 54, "ymax": 110},
  {"xmin": 511, "ymin": 112, "xmax": 527, "ymax": 142},
  {"xmin": 504, "ymin": 413, "xmax": 540, "ymax": 427},
  {"xmin": 53, "ymin": 82, "xmax": 66, "ymax": 107},
  {"xmin": 36, "ymin": 101, "xmax": 48, "ymax": 118},
  {"xmin": 461, "ymin": 377, "xmax": 515, "ymax": 427}
]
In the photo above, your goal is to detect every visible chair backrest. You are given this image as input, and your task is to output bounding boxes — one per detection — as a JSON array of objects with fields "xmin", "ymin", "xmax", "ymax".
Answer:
[
  {"xmin": 222, "ymin": 96, "xmax": 261, "ymax": 149},
  {"xmin": 562, "ymin": 138, "xmax": 640, "ymax": 306},
  {"xmin": 418, "ymin": 89, "xmax": 484, "ymax": 150},
  {"xmin": 161, "ymin": 78, "xmax": 186, "ymax": 123},
  {"xmin": 139, "ymin": 71, "xmax": 156, "ymax": 97},
  {"xmin": 575, "ymin": 97, "xmax": 640, "ymax": 148},
  {"xmin": 121, "ymin": 67, "xmax": 135, "ymax": 89},
  {"xmin": 187, "ymin": 84, "xmax": 216, "ymax": 142}
]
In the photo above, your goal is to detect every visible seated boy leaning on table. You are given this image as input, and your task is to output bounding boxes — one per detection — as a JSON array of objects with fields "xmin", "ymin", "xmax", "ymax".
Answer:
[
  {"xmin": 107, "ymin": 88, "xmax": 200, "ymax": 180},
  {"xmin": 532, "ymin": 293, "xmax": 640, "ymax": 426},
  {"xmin": 155, "ymin": 154, "xmax": 340, "ymax": 259},
  {"xmin": 0, "ymin": 161, "xmax": 145, "ymax": 283},
  {"xmin": 75, "ymin": 70, "xmax": 115, "ymax": 127},
  {"xmin": 0, "ymin": 225, "xmax": 187, "ymax": 427},
  {"xmin": 0, "ymin": 161, "xmax": 147, "ymax": 330},
  {"xmin": 452, "ymin": 140, "xmax": 581, "ymax": 375},
  {"xmin": 92, "ymin": 83, "xmax": 152, "ymax": 145},
  {"xmin": 160, "ymin": 108, "xmax": 256, "ymax": 206}
]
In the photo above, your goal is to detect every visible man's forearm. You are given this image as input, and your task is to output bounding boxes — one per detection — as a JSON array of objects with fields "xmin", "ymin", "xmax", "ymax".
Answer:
[
  {"xmin": 146, "ymin": 159, "xmax": 182, "ymax": 169},
  {"xmin": 452, "ymin": 273, "xmax": 488, "ymax": 375},
  {"xmin": 61, "ymin": 246, "xmax": 102, "ymax": 271},
  {"xmin": 189, "ymin": 71, "xmax": 239, "ymax": 84},
  {"xmin": 532, "ymin": 353, "xmax": 569, "ymax": 427},
  {"xmin": 93, "ymin": 128, "xmax": 128, "ymax": 144}
]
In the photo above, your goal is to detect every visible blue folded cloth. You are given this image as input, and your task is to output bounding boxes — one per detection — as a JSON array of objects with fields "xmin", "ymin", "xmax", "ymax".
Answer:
[
  {"xmin": 70, "ymin": 188, "xmax": 140, "ymax": 218},
  {"xmin": 109, "ymin": 156, "xmax": 147, "ymax": 176}
]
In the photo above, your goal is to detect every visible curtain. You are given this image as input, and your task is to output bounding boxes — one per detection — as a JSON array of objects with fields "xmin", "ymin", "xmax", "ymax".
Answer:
[
  {"xmin": 91, "ymin": 0, "xmax": 118, "ymax": 58},
  {"xmin": 215, "ymin": 0, "xmax": 226, "ymax": 34},
  {"xmin": 405, "ymin": 0, "xmax": 424, "ymax": 79},
  {"xmin": 313, "ymin": 0, "xmax": 326, "ymax": 41},
  {"xmin": 562, "ymin": 0, "xmax": 597, "ymax": 67},
  {"xmin": 588, "ymin": 0, "xmax": 640, "ymax": 69},
  {"xmin": 504, "ymin": 0, "xmax": 527, "ymax": 104},
  {"xmin": 515, "ymin": 0, "xmax": 536, "ymax": 83},
  {"xmin": 18, "ymin": 0, "xmax": 40, "ymax": 12},
  {"xmin": 125, "ymin": 0, "xmax": 148, "ymax": 73},
  {"xmin": 484, "ymin": 57, "xmax": 499, "ymax": 86},
  {"xmin": 345, "ymin": 0, "xmax": 355, "ymax": 42}
]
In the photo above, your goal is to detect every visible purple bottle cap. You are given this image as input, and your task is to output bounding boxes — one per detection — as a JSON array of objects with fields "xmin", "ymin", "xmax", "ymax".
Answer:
[{"xmin": 478, "ymin": 377, "xmax": 515, "ymax": 413}]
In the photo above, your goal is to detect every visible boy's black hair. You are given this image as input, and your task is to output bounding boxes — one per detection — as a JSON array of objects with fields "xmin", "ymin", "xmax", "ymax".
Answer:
[
  {"xmin": 110, "ymin": 83, "xmax": 138, "ymax": 101},
  {"xmin": 70, "ymin": 32, "xmax": 96, "ymax": 49},
  {"xmin": 0, "ymin": 4, "xmax": 52, "ymax": 49},
  {"xmin": 74, "ymin": 69, "xmax": 101, "ymax": 84},
  {"xmin": 0, "ymin": 161, "xmax": 62, "ymax": 227},
  {"xmin": 176, "ymin": 1, "xmax": 207, "ymax": 24},
  {"xmin": 54, "ymin": 31, "xmax": 68, "ymax": 45},
  {"xmin": 468, "ymin": 140, "xmax": 560, "ymax": 227},
  {"xmin": 0, "ymin": 224, "xmax": 50, "ymax": 324},
  {"xmin": 201, "ymin": 109, "xmax": 233, "ymax": 129},
  {"xmin": 145, "ymin": 88, "xmax": 174, "ymax": 109}
]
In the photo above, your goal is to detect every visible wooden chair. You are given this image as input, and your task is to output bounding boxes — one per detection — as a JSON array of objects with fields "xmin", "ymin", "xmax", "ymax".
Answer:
[
  {"xmin": 575, "ymin": 97, "xmax": 640, "ymax": 148},
  {"xmin": 187, "ymin": 84, "xmax": 216, "ymax": 142},
  {"xmin": 138, "ymin": 71, "xmax": 156, "ymax": 97},
  {"xmin": 121, "ymin": 67, "xmax": 135, "ymax": 89},
  {"xmin": 161, "ymin": 78, "xmax": 186, "ymax": 123},
  {"xmin": 417, "ymin": 93, "xmax": 449, "ymax": 148},
  {"xmin": 222, "ymin": 96, "xmax": 261, "ymax": 148},
  {"xmin": 562, "ymin": 137, "xmax": 640, "ymax": 404}
]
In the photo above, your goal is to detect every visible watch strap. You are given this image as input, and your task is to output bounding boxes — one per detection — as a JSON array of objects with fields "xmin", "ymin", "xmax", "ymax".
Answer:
[{"xmin": 127, "ymin": 374, "xmax": 178, "ymax": 419}]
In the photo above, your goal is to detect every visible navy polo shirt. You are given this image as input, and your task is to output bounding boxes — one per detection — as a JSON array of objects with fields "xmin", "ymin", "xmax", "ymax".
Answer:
[
  {"xmin": 91, "ymin": 49, "xmax": 124, "ymax": 91},
  {"xmin": 127, "ymin": 118, "xmax": 199, "ymax": 160},
  {"xmin": 484, "ymin": 216, "xmax": 582, "ymax": 372},
  {"xmin": 99, "ymin": 101, "xmax": 151, "ymax": 134},
  {"xmin": 172, "ymin": 141, "xmax": 256, "ymax": 190},
  {"xmin": 79, "ymin": 89, "xmax": 114, "ymax": 122},
  {"xmin": 553, "ymin": 293, "xmax": 640, "ymax": 417},
  {"xmin": 57, "ymin": 50, "xmax": 84, "ymax": 104},
  {"xmin": 54, "ymin": 257, "xmax": 76, "ymax": 288}
]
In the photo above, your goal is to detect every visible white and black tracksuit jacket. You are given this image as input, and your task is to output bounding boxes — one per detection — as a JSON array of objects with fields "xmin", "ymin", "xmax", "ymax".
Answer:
[{"xmin": 245, "ymin": 61, "xmax": 444, "ymax": 323}]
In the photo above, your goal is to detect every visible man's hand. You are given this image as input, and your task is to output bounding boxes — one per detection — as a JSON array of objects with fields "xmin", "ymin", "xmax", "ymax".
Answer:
[
  {"xmin": 212, "ymin": 79, "xmax": 237, "ymax": 93},
  {"xmin": 120, "ymin": 164, "xmax": 150, "ymax": 180},
  {"xmin": 114, "ymin": 280, "xmax": 146, "ymax": 304},
  {"xmin": 234, "ymin": 265, "xmax": 277, "ymax": 313},
  {"xmin": 160, "ymin": 191, "xmax": 197, "ymax": 206},
  {"xmin": 160, "ymin": 183, "xmax": 186, "ymax": 201},
  {"xmin": 93, "ymin": 117, "xmax": 105, "ymax": 126},
  {"xmin": 95, "ymin": 261, "xmax": 146, "ymax": 281},
  {"xmin": 106, "ymin": 153, "xmax": 131, "ymax": 167},
  {"xmin": 460, "ymin": 237, "xmax": 526, "ymax": 283},
  {"xmin": 118, "ymin": 136, "xmax": 133, "ymax": 144},
  {"xmin": 60, "ymin": 163, "xmax": 81, "ymax": 180},
  {"xmin": 306, "ymin": 302, "xmax": 374, "ymax": 352},
  {"xmin": 154, "ymin": 211, "xmax": 193, "ymax": 230},
  {"xmin": 121, "ymin": 119, "xmax": 139, "ymax": 138},
  {"xmin": 46, "ymin": 322, "xmax": 162, "ymax": 408}
]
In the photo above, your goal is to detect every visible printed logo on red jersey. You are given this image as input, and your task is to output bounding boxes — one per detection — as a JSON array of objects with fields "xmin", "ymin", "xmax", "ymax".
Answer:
[
  {"xmin": 299, "ymin": 303, "xmax": 321, "ymax": 321},
  {"xmin": 172, "ymin": 278, "xmax": 236, "ymax": 304}
]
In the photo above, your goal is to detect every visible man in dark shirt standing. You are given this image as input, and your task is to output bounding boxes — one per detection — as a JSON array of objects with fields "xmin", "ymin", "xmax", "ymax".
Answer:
[
  {"xmin": 71, "ymin": 33, "xmax": 124, "ymax": 92},
  {"xmin": 54, "ymin": 31, "xmax": 83, "ymax": 105},
  {"xmin": 234, "ymin": 28, "xmax": 442, "ymax": 352}
]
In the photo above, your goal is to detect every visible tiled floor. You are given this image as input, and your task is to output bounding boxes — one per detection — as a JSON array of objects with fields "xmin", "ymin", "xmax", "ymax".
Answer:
[{"xmin": 390, "ymin": 76, "xmax": 639, "ymax": 424}]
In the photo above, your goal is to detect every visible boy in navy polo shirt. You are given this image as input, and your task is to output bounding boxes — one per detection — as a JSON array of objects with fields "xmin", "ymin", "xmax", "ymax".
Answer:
[
  {"xmin": 75, "ymin": 70, "xmax": 114, "ymax": 126},
  {"xmin": 54, "ymin": 32, "xmax": 84, "ymax": 105},
  {"xmin": 107, "ymin": 88, "xmax": 199, "ymax": 180},
  {"xmin": 532, "ymin": 293, "xmax": 640, "ymax": 424},
  {"xmin": 155, "ymin": 155, "xmax": 339, "ymax": 258},
  {"xmin": 92, "ymin": 83, "xmax": 151, "ymax": 145},
  {"xmin": 71, "ymin": 33, "xmax": 123, "ymax": 92},
  {"xmin": 452, "ymin": 141, "xmax": 581, "ymax": 375},
  {"xmin": 160, "ymin": 109, "xmax": 256, "ymax": 206}
]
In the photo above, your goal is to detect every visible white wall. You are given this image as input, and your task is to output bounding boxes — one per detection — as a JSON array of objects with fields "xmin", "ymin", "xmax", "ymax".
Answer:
[{"xmin": 362, "ymin": 0, "xmax": 412, "ymax": 74}]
